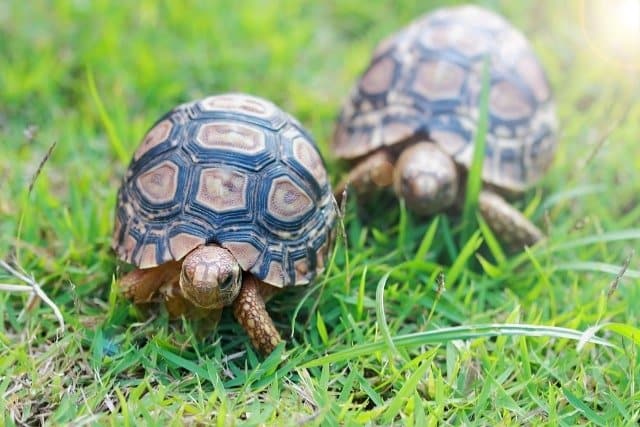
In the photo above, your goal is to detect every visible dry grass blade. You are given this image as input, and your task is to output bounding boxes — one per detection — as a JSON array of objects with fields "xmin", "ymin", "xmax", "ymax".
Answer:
[
  {"xmin": 333, "ymin": 183, "xmax": 349, "ymax": 248},
  {"xmin": 607, "ymin": 250, "xmax": 634, "ymax": 298},
  {"xmin": 0, "ymin": 283, "xmax": 38, "ymax": 292},
  {"xmin": 28, "ymin": 140, "xmax": 57, "ymax": 195},
  {"xmin": 0, "ymin": 259, "xmax": 65, "ymax": 334}
]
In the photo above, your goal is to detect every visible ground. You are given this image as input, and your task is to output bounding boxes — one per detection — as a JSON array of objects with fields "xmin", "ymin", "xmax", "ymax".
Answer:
[{"xmin": 1, "ymin": 0, "xmax": 639, "ymax": 425}]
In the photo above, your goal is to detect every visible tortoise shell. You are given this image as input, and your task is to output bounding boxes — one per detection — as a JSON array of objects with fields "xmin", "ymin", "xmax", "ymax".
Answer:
[
  {"xmin": 113, "ymin": 93, "xmax": 337, "ymax": 288},
  {"xmin": 333, "ymin": 5, "xmax": 558, "ymax": 192}
]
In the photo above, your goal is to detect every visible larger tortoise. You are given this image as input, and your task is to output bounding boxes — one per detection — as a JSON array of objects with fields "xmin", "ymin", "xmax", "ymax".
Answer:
[
  {"xmin": 333, "ymin": 5, "xmax": 558, "ymax": 247},
  {"xmin": 112, "ymin": 93, "xmax": 337, "ymax": 355}
]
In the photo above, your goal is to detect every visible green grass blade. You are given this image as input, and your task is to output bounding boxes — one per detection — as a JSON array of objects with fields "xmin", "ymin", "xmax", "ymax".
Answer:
[
  {"xmin": 602, "ymin": 323, "xmax": 640, "ymax": 345},
  {"xmin": 86, "ymin": 66, "xmax": 128, "ymax": 164},
  {"xmin": 414, "ymin": 216, "xmax": 440, "ymax": 261},
  {"xmin": 397, "ymin": 198, "xmax": 409, "ymax": 257},
  {"xmin": 562, "ymin": 388, "xmax": 608, "ymax": 426},
  {"xmin": 356, "ymin": 265, "xmax": 368, "ymax": 321},
  {"xmin": 554, "ymin": 261, "xmax": 640, "ymax": 278},
  {"xmin": 581, "ymin": 322, "xmax": 640, "ymax": 346},
  {"xmin": 476, "ymin": 254, "xmax": 502, "ymax": 278},
  {"xmin": 447, "ymin": 230, "xmax": 483, "ymax": 285},
  {"xmin": 315, "ymin": 312, "xmax": 329, "ymax": 345},
  {"xmin": 476, "ymin": 213, "xmax": 506, "ymax": 264},
  {"xmin": 523, "ymin": 246, "xmax": 556, "ymax": 313},
  {"xmin": 353, "ymin": 368, "xmax": 383, "ymax": 407},
  {"xmin": 461, "ymin": 56, "xmax": 491, "ymax": 243},
  {"xmin": 545, "ymin": 230, "xmax": 640, "ymax": 254},
  {"xmin": 375, "ymin": 272, "xmax": 401, "ymax": 359},
  {"xmin": 382, "ymin": 351, "xmax": 436, "ymax": 423},
  {"xmin": 154, "ymin": 345, "xmax": 216, "ymax": 384},
  {"xmin": 302, "ymin": 323, "xmax": 613, "ymax": 367}
]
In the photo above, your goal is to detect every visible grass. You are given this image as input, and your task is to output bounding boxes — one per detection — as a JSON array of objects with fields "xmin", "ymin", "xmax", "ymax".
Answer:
[{"xmin": 1, "ymin": 0, "xmax": 639, "ymax": 424}]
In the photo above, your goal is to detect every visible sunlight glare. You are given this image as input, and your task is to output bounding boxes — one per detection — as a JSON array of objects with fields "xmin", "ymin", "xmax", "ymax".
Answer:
[{"xmin": 582, "ymin": 0, "xmax": 640, "ymax": 68}]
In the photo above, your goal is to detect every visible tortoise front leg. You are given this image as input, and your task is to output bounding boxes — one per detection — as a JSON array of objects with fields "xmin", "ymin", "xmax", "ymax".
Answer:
[
  {"xmin": 233, "ymin": 274, "xmax": 282, "ymax": 355},
  {"xmin": 478, "ymin": 190, "xmax": 544, "ymax": 248},
  {"xmin": 334, "ymin": 150, "xmax": 395, "ymax": 201},
  {"xmin": 119, "ymin": 261, "xmax": 180, "ymax": 303}
]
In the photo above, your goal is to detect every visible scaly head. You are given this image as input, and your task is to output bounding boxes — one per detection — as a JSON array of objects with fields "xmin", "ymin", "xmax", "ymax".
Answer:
[
  {"xmin": 179, "ymin": 245, "xmax": 242, "ymax": 308},
  {"xmin": 393, "ymin": 142, "xmax": 459, "ymax": 215}
]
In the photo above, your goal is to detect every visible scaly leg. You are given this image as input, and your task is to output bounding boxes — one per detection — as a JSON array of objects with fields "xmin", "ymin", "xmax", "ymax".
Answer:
[
  {"xmin": 118, "ymin": 261, "xmax": 180, "ymax": 303},
  {"xmin": 233, "ymin": 274, "xmax": 282, "ymax": 354},
  {"xmin": 334, "ymin": 150, "xmax": 395, "ymax": 202},
  {"xmin": 478, "ymin": 190, "xmax": 544, "ymax": 248}
]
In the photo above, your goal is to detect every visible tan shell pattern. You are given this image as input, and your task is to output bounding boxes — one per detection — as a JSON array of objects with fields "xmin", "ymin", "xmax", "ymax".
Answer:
[
  {"xmin": 113, "ymin": 93, "xmax": 337, "ymax": 287},
  {"xmin": 333, "ymin": 5, "xmax": 558, "ymax": 192}
]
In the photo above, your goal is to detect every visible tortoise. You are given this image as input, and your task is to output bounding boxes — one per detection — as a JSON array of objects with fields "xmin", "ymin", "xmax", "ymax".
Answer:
[
  {"xmin": 112, "ymin": 93, "xmax": 337, "ymax": 355},
  {"xmin": 333, "ymin": 5, "xmax": 558, "ymax": 247}
]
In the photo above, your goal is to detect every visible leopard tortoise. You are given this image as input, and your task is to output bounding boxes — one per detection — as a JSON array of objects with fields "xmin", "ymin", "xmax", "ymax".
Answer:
[
  {"xmin": 333, "ymin": 5, "xmax": 558, "ymax": 247},
  {"xmin": 113, "ymin": 93, "xmax": 337, "ymax": 354}
]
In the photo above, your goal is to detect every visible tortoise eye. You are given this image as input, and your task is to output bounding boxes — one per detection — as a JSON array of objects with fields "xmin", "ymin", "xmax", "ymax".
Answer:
[{"xmin": 220, "ymin": 274, "xmax": 235, "ymax": 290}]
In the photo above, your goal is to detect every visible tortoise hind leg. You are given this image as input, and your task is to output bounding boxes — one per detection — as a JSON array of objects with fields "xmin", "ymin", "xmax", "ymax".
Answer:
[
  {"xmin": 233, "ymin": 274, "xmax": 282, "ymax": 355},
  {"xmin": 478, "ymin": 190, "xmax": 544, "ymax": 248}
]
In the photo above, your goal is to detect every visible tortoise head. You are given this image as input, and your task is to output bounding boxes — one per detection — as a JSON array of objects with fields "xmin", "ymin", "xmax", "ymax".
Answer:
[
  {"xmin": 393, "ymin": 142, "xmax": 459, "ymax": 215},
  {"xmin": 179, "ymin": 245, "xmax": 242, "ymax": 309}
]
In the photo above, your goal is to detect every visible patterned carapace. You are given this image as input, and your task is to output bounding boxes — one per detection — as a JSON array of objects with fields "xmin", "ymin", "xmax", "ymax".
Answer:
[
  {"xmin": 113, "ymin": 93, "xmax": 336, "ymax": 287},
  {"xmin": 333, "ymin": 5, "xmax": 558, "ymax": 193}
]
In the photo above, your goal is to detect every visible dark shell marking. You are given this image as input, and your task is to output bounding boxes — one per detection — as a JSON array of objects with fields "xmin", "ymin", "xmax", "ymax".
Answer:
[
  {"xmin": 333, "ymin": 5, "xmax": 557, "ymax": 192},
  {"xmin": 113, "ymin": 93, "xmax": 337, "ymax": 287}
]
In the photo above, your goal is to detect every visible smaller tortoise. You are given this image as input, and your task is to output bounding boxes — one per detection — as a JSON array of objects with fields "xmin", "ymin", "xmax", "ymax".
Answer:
[
  {"xmin": 333, "ymin": 5, "xmax": 558, "ymax": 247},
  {"xmin": 112, "ymin": 93, "xmax": 337, "ymax": 354}
]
